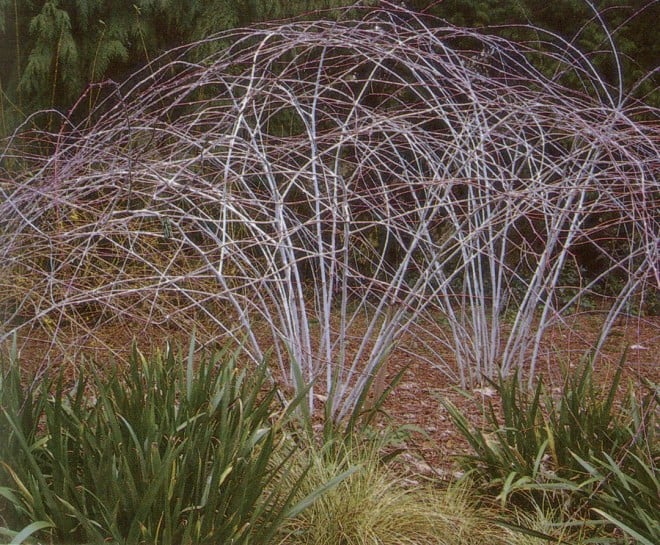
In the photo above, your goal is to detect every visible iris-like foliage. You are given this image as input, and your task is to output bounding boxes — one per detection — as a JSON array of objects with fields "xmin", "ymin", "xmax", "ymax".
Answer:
[
  {"xmin": 443, "ymin": 354, "xmax": 658, "ymax": 542},
  {"xmin": 0, "ymin": 339, "xmax": 347, "ymax": 544}
]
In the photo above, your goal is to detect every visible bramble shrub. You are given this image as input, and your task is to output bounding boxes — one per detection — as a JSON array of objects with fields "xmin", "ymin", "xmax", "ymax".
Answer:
[{"xmin": 3, "ymin": 4, "xmax": 657, "ymax": 419}]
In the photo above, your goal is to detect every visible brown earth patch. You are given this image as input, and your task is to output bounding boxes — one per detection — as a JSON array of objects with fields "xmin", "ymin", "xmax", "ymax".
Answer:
[
  {"xmin": 381, "ymin": 314, "xmax": 659, "ymax": 475},
  {"xmin": 4, "ymin": 312, "xmax": 658, "ymax": 477}
]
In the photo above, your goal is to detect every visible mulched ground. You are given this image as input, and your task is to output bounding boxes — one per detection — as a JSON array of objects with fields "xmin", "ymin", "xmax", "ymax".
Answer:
[
  {"xmin": 381, "ymin": 314, "xmax": 659, "ymax": 475},
  {"xmin": 6, "ymin": 311, "xmax": 658, "ymax": 478}
]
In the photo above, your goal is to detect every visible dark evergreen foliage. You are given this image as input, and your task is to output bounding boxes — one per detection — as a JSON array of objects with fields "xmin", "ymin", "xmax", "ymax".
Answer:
[
  {"xmin": 0, "ymin": 1, "xmax": 367, "ymax": 133},
  {"xmin": 415, "ymin": 0, "xmax": 658, "ymax": 104},
  {"xmin": 1, "ymin": 1, "xmax": 657, "ymax": 137}
]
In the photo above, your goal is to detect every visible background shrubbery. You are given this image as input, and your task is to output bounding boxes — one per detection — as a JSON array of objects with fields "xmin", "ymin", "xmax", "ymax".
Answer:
[{"xmin": 1, "ymin": 1, "xmax": 657, "ymax": 137}]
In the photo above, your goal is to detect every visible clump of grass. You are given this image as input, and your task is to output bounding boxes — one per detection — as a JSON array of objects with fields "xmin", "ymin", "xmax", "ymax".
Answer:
[
  {"xmin": 0, "ymin": 337, "xmax": 348, "ymax": 545},
  {"xmin": 278, "ymin": 435, "xmax": 521, "ymax": 545},
  {"xmin": 442, "ymin": 352, "xmax": 658, "ymax": 543}
]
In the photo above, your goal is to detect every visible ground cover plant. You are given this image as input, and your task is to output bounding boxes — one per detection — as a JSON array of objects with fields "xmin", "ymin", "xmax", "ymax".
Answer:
[
  {"xmin": 443, "ymin": 354, "xmax": 659, "ymax": 543},
  {"xmin": 279, "ymin": 440, "xmax": 521, "ymax": 545},
  {"xmin": 0, "ymin": 338, "xmax": 355, "ymax": 544}
]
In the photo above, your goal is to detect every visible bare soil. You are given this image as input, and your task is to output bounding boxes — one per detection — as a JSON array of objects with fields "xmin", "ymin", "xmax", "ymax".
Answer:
[
  {"xmin": 6, "ymin": 312, "xmax": 659, "ymax": 477},
  {"xmin": 381, "ymin": 314, "xmax": 659, "ymax": 476}
]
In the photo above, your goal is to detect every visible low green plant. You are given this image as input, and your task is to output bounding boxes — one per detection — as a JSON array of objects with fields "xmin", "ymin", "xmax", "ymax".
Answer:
[
  {"xmin": 442, "ymin": 352, "xmax": 658, "ymax": 542},
  {"xmin": 566, "ymin": 382, "xmax": 659, "ymax": 544},
  {"xmin": 0, "ymin": 337, "xmax": 349, "ymax": 544},
  {"xmin": 278, "ymin": 441, "xmax": 513, "ymax": 545},
  {"xmin": 571, "ymin": 449, "xmax": 659, "ymax": 544}
]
